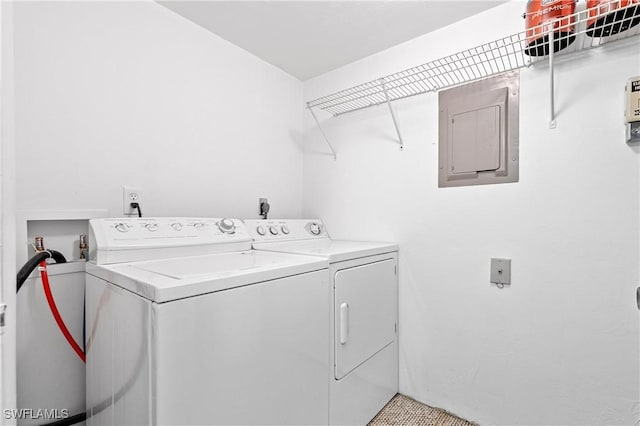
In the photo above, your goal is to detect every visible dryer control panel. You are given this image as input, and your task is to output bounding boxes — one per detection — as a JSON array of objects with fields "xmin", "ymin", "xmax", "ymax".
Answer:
[
  {"xmin": 245, "ymin": 219, "xmax": 328, "ymax": 242},
  {"xmin": 89, "ymin": 217, "xmax": 252, "ymax": 264}
]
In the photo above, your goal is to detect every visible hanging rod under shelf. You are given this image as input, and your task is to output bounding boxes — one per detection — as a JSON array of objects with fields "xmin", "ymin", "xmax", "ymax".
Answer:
[{"xmin": 306, "ymin": 1, "xmax": 640, "ymax": 118}]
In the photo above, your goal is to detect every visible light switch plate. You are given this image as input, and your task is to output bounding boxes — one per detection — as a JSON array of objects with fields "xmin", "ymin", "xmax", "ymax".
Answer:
[{"xmin": 490, "ymin": 258, "xmax": 511, "ymax": 285}]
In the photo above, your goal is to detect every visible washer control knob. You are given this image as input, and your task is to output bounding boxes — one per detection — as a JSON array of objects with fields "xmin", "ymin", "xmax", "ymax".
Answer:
[
  {"xmin": 309, "ymin": 222, "xmax": 322, "ymax": 235},
  {"xmin": 281, "ymin": 225, "xmax": 290, "ymax": 235},
  {"xmin": 256, "ymin": 225, "xmax": 266, "ymax": 236},
  {"xmin": 171, "ymin": 222, "xmax": 183, "ymax": 231},
  {"xmin": 145, "ymin": 223, "xmax": 159, "ymax": 232},
  {"xmin": 193, "ymin": 222, "xmax": 205, "ymax": 230},
  {"xmin": 218, "ymin": 218, "xmax": 236, "ymax": 234},
  {"xmin": 269, "ymin": 225, "xmax": 279, "ymax": 235},
  {"xmin": 115, "ymin": 223, "xmax": 130, "ymax": 233}
]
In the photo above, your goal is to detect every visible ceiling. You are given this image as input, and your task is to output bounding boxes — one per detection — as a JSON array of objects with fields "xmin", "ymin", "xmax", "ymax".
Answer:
[{"xmin": 158, "ymin": 1, "xmax": 507, "ymax": 81}]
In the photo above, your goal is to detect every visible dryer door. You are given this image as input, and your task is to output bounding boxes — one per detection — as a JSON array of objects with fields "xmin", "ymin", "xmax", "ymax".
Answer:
[{"xmin": 334, "ymin": 258, "xmax": 396, "ymax": 380}]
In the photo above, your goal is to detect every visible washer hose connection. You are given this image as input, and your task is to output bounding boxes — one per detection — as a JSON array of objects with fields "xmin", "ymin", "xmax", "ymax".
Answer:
[{"xmin": 16, "ymin": 240, "xmax": 89, "ymax": 425}]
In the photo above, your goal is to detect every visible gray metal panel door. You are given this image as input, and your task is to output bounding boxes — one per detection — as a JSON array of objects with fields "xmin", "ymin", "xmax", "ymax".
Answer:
[{"xmin": 334, "ymin": 259, "xmax": 396, "ymax": 380}]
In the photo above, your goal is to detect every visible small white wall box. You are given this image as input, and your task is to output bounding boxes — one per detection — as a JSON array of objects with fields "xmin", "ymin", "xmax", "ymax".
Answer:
[
  {"xmin": 438, "ymin": 71, "xmax": 519, "ymax": 187},
  {"xmin": 490, "ymin": 258, "xmax": 511, "ymax": 286},
  {"xmin": 625, "ymin": 76, "xmax": 640, "ymax": 143}
]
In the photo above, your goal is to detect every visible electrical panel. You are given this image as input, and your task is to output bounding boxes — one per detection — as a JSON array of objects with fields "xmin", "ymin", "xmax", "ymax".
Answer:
[{"xmin": 439, "ymin": 72, "xmax": 519, "ymax": 188}]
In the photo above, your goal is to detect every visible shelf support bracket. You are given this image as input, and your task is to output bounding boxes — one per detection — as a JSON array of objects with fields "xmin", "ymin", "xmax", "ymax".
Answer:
[
  {"xmin": 380, "ymin": 78, "xmax": 405, "ymax": 150},
  {"xmin": 548, "ymin": 23, "xmax": 557, "ymax": 129},
  {"xmin": 307, "ymin": 104, "xmax": 337, "ymax": 161}
]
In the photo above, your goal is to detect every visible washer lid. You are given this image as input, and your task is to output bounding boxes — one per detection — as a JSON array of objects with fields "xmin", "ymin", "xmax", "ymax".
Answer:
[
  {"xmin": 134, "ymin": 253, "xmax": 268, "ymax": 279},
  {"xmin": 253, "ymin": 239, "xmax": 398, "ymax": 263},
  {"xmin": 86, "ymin": 251, "xmax": 328, "ymax": 303}
]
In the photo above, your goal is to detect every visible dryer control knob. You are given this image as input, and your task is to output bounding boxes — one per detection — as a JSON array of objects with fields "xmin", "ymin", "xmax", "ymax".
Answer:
[
  {"xmin": 281, "ymin": 225, "xmax": 290, "ymax": 235},
  {"xmin": 269, "ymin": 225, "xmax": 279, "ymax": 235},
  {"xmin": 256, "ymin": 225, "xmax": 266, "ymax": 236},
  {"xmin": 193, "ymin": 222, "xmax": 205, "ymax": 230},
  {"xmin": 171, "ymin": 222, "xmax": 183, "ymax": 231},
  {"xmin": 218, "ymin": 218, "xmax": 236, "ymax": 234},
  {"xmin": 309, "ymin": 222, "xmax": 322, "ymax": 235},
  {"xmin": 145, "ymin": 223, "xmax": 159, "ymax": 232},
  {"xmin": 115, "ymin": 223, "xmax": 130, "ymax": 233}
]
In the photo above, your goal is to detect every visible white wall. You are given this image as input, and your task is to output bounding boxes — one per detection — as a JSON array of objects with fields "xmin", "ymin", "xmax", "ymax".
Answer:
[
  {"xmin": 2, "ymin": 1, "xmax": 18, "ymax": 422},
  {"xmin": 11, "ymin": 0, "xmax": 304, "ymax": 420},
  {"xmin": 303, "ymin": 2, "xmax": 640, "ymax": 424},
  {"xmin": 13, "ymin": 1, "xmax": 304, "ymax": 220}
]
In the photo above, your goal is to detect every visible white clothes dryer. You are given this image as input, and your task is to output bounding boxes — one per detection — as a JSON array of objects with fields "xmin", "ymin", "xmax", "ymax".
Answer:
[
  {"xmin": 246, "ymin": 219, "xmax": 399, "ymax": 426},
  {"xmin": 85, "ymin": 217, "xmax": 330, "ymax": 426}
]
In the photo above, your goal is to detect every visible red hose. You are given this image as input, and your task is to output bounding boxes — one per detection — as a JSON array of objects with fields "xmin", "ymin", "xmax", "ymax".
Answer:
[{"xmin": 39, "ymin": 261, "xmax": 86, "ymax": 363}]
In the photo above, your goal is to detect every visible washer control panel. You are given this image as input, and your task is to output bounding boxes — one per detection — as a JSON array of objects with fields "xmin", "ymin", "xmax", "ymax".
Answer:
[
  {"xmin": 102, "ymin": 218, "xmax": 240, "ymax": 237},
  {"xmin": 245, "ymin": 219, "xmax": 327, "ymax": 242},
  {"xmin": 90, "ymin": 217, "xmax": 251, "ymax": 263}
]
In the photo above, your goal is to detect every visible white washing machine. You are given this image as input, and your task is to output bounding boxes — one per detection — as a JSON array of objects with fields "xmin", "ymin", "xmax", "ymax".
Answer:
[
  {"xmin": 246, "ymin": 219, "xmax": 398, "ymax": 426},
  {"xmin": 85, "ymin": 217, "xmax": 330, "ymax": 426}
]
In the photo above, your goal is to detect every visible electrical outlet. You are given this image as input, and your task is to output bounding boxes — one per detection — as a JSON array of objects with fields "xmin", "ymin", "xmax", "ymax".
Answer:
[{"xmin": 123, "ymin": 186, "xmax": 142, "ymax": 215}]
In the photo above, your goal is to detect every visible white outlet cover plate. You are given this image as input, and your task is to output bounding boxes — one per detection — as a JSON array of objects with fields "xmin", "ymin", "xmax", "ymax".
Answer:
[{"xmin": 123, "ymin": 186, "xmax": 142, "ymax": 215}]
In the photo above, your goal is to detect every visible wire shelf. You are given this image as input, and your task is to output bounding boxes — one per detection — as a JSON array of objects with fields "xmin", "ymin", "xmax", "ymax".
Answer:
[{"xmin": 307, "ymin": 1, "xmax": 640, "ymax": 117}]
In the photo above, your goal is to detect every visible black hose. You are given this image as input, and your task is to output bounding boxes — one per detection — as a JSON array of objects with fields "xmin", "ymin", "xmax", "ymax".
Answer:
[
  {"xmin": 16, "ymin": 250, "xmax": 88, "ymax": 426},
  {"xmin": 15, "ymin": 258, "xmax": 149, "ymax": 426},
  {"xmin": 17, "ymin": 250, "xmax": 67, "ymax": 292},
  {"xmin": 16, "ymin": 250, "xmax": 141, "ymax": 426},
  {"xmin": 130, "ymin": 202, "xmax": 142, "ymax": 218},
  {"xmin": 41, "ymin": 411, "xmax": 86, "ymax": 426},
  {"xmin": 41, "ymin": 299, "xmax": 149, "ymax": 426}
]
